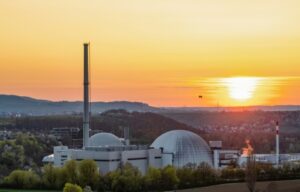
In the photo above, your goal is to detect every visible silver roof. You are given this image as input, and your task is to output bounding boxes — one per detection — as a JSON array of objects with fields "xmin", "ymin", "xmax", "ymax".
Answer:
[
  {"xmin": 42, "ymin": 154, "xmax": 54, "ymax": 163},
  {"xmin": 88, "ymin": 132, "xmax": 124, "ymax": 147},
  {"xmin": 151, "ymin": 130, "xmax": 213, "ymax": 167}
]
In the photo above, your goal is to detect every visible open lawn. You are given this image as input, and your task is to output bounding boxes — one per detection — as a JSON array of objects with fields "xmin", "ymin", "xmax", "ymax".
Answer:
[
  {"xmin": 176, "ymin": 180, "xmax": 300, "ymax": 192},
  {"xmin": 0, "ymin": 190, "xmax": 59, "ymax": 192}
]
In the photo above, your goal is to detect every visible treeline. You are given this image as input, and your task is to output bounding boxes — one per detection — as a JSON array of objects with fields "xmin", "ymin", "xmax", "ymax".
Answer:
[
  {"xmin": 2, "ymin": 160, "xmax": 300, "ymax": 192},
  {"xmin": 221, "ymin": 163, "xmax": 300, "ymax": 182},
  {"xmin": 12, "ymin": 110, "xmax": 202, "ymax": 144},
  {"xmin": 164, "ymin": 111, "xmax": 300, "ymax": 153},
  {"xmin": 1, "ymin": 160, "xmax": 180, "ymax": 192},
  {"xmin": 0, "ymin": 133, "xmax": 58, "ymax": 177}
]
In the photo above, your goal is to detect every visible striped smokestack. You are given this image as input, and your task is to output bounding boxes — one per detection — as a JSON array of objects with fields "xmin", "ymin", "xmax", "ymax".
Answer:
[{"xmin": 276, "ymin": 121, "xmax": 279, "ymax": 166}]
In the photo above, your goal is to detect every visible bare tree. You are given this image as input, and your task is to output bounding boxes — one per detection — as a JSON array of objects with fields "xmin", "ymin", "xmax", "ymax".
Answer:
[{"xmin": 245, "ymin": 155, "xmax": 256, "ymax": 192}]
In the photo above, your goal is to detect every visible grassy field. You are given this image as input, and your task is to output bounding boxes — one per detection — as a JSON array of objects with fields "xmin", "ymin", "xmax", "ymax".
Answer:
[
  {"xmin": 1, "ymin": 180, "xmax": 300, "ymax": 192},
  {"xmin": 176, "ymin": 180, "xmax": 300, "ymax": 192},
  {"xmin": 0, "ymin": 190, "xmax": 59, "ymax": 192}
]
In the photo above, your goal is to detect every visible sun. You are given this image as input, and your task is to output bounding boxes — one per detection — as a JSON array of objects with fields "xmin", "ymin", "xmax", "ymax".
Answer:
[{"xmin": 221, "ymin": 77, "xmax": 260, "ymax": 101}]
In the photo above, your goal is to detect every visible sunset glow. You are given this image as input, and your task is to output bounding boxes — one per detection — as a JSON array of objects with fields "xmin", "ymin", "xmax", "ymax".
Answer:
[
  {"xmin": 221, "ymin": 77, "xmax": 260, "ymax": 101},
  {"xmin": 1, "ymin": 1, "xmax": 300, "ymax": 107}
]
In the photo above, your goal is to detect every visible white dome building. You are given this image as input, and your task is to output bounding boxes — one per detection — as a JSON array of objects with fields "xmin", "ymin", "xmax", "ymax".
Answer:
[
  {"xmin": 88, "ymin": 132, "xmax": 124, "ymax": 147},
  {"xmin": 151, "ymin": 130, "xmax": 213, "ymax": 167},
  {"xmin": 42, "ymin": 154, "xmax": 54, "ymax": 164}
]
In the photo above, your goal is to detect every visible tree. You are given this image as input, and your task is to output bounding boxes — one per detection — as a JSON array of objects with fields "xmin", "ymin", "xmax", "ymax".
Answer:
[
  {"xmin": 78, "ymin": 159, "xmax": 99, "ymax": 188},
  {"xmin": 110, "ymin": 163, "xmax": 144, "ymax": 192},
  {"xmin": 15, "ymin": 133, "xmax": 43, "ymax": 167},
  {"xmin": 4, "ymin": 170, "xmax": 40, "ymax": 189},
  {"xmin": 64, "ymin": 160, "xmax": 79, "ymax": 184},
  {"xmin": 0, "ymin": 140, "xmax": 25, "ymax": 176},
  {"xmin": 56, "ymin": 166, "xmax": 68, "ymax": 189},
  {"xmin": 177, "ymin": 167, "xmax": 194, "ymax": 189},
  {"xmin": 63, "ymin": 183, "xmax": 83, "ymax": 192},
  {"xmin": 0, "ymin": 133, "xmax": 58, "ymax": 178},
  {"xmin": 42, "ymin": 164, "xmax": 66, "ymax": 189},
  {"xmin": 193, "ymin": 162, "xmax": 217, "ymax": 187},
  {"xmin": 97, "ymin": 172, "xmax": 114, "ymax": 192},
  {"xmin": 221, "ymin": 167, "xmax": 245, "ymax": 181},
  {"xmin": 42, "ymin": 164, "xmax": 57, "ymax": 188},
  {"xmin": 245, "ymin": 155, "xmax": 256, "ymax": 192},
  {"xmin": 144, "ymin": 166, "xmax": 162, "ymax": 191},
  {"xmin": 160, "ymin": 165, "xmax": 179, "ymax": 190}
]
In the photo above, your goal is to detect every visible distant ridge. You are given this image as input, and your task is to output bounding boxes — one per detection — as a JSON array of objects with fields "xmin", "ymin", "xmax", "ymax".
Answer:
[
  {"xmin": 0, "ymin": 94, "xmax": 299, "ymax": 116},
  {"xmin": 162, "ymin": 105, "xmax": 300, "ymax": 112},
  {"xmin": 0, "ymin": 94, "xmax": 157, "ymax": 115}
]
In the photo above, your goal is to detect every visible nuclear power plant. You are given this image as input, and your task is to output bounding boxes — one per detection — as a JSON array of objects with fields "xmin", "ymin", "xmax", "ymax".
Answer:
[{"xmin": 43, "ymin": 43, "xmax": 300, "ymax": 174}]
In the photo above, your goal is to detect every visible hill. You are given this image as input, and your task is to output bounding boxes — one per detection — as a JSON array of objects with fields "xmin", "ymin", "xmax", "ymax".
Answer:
[
  {"xmin": 162, "ymin": 111, "xmax": 300, "ymax": 134},
  {"xmin": 0, "ymin": 95, "xmax": 157, "ymax": 115},
  {"xmin": 9, "ymin": 109, "xmax": 203, "ymax": 145},
  {"xmin": 1, "ymin": 94, "xmax": 300, "ymax": 116}
]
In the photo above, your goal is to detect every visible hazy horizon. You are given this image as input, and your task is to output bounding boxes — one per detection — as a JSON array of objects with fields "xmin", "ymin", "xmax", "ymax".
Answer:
[
  {"xmin": 2, "ymin": 93, "xmax": 300, "ymax": 109},
  {"xmin": 1, "ymin": 1, "xmax": 300, "ymax": 107}
]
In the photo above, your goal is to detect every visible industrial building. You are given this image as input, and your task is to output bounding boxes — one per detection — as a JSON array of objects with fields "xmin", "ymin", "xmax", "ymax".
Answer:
[
  {"xmin": 43, "ymin": 43, "xmax": 300, "ymax": 174},
  {"xmin": 151, "ymin": 130, "xmax": 213, "ymax": 167},
  {"xmin": 45, "ymin": 43, "xmax": 163, "ymax": 174},
  {"xmin": 50, "ymin": 127, "xmax": 80, "ymax": 139}
]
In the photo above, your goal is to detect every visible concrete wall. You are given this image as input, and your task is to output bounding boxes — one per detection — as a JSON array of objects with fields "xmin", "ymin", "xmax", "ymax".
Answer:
[{"xmin": 53, "ymin": 147, "xmax": 163, "ymax": 175}]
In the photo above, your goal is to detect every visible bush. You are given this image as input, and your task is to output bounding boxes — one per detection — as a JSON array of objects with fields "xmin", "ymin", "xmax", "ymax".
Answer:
[
  {"xmin": 63, "ymin": 183, "xmax": 83, "ymax": 192},
  {"xmin": 110, "ymin": 163, "xmax": 144, "ymax": 192},
  {"xmin": 4, "ymin": 170, "xmax": 40, "ymax": 189},
  {"xmin": 97, "ymin": 173, "xmax": 113, "ymax": 192},
  {"xmin": 221, "ymin": 167, "xmax": 245, "ymax": 181},
  {"xmin": 78, "ymin": 159, "xmax": 99, "ymax": 189},
  {"xmin": 64, "ymin": 160, "xmax": 79, "ymax": 184},
  {"xmin": 193, "ymin": 163, "xmax": 217, "ymax": 186},
  {"xmin": 160, "ymin": 165, "xmax": 179, "ymax": 190},
  {"xmin": 144, "ymin": 166, "xmax": 162, "ymax": 191},
  {"xmin": 42, "ymin": 164, "xmax": 67, "ymax": 189},
  {"xmin": 0, "ymin": 140, "xmax": 25, "ymax": 177},
  {"xmin": 177, "ymin": 167, "xmax": 194, "ymax": 189}
]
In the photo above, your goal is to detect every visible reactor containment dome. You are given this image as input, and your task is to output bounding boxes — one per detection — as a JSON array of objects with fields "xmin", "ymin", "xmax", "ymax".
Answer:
[
  {"xmin": 88, "ymin": 132, "xmax": 124, "ymax": 147},
  {"xmin": 151, "ymin": 130, "xmax": 213, "ymax": 167}
]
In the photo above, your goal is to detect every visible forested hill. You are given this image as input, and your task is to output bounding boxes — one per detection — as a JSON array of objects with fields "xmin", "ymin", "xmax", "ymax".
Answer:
[
  {"xmin": 0, "ymin": 95, "xmax": 157, "ymax": 115},
  {"xmin": 10, "ymin": 110, "xmax": 203, "ymax": 144}
]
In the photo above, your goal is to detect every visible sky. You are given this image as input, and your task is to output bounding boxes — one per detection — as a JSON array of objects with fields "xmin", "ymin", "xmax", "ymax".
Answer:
[{"xmin": 1, "ymin": 0, "xmax": 300, "ymax": 107}]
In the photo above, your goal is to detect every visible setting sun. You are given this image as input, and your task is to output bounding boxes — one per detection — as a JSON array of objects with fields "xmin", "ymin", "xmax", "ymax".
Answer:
[
  {"xmin": 221, "ymin": 77, "xmax": 260, "ymax": 101},
  {"xmin": 1, "ymin": 1, "xmax": 300, "ymax": 107}
]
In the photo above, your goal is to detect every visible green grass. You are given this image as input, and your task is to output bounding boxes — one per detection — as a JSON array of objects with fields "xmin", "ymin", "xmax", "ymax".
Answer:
[
  {"xmin": 176, "ymin": 180, "xmax": 300, "ymax": 192},
  {"xmin": 0, "ymin": 190, "xmax": 60, "ymax": 192}
]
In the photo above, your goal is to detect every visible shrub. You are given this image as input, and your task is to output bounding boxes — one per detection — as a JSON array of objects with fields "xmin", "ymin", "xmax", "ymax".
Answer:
[
  {"xmin": 221, "ymin": 167, "xmax": 245, "ymax": 181},
  {"xmin": 63, "ymin": 183, "xmax": 83, "ymax": 192},
  {"xmin": 42, "ymin": 164, "xmax": 67, "ymax": 189},
  {"xmin": 4, "ymin": 170, "xmax": 40, "ymax": 189},
  {"xmin": 193, "ymin": 163, "xmax": 217, "ymax": 186},
  {"xmin": 177, "ymin": 167, "xmax": 194, "ymax": 189},
  {"xmin": 144, "ymin": 166, "xmax": 162, "ymax": 191},
  {"xmin": 160, "ymin": 165, "xmax": 179, "ymax": 190},
  {"xmin": 64, "ymin": 160, "xmax": 79, "ymax": 184},
  {"xmin": 110, "ymin": 163, "xmax": 144, "ymax": 192},
  {"xmin": 78, "ymin": 159, "xmax": 99, "ymax": 189}
]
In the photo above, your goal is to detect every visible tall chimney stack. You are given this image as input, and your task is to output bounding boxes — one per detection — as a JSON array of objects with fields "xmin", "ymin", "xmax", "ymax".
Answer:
[
  {"xmin": 124, "ymin": 127, "xmax": 130, "ymax": 146},
  {"xmin": 83, "ymin": 43, "xmax": 90, "ymax": 148},
  {"xmin": 276, "ymin": 121, "xmax": 279, "ymax": 166}
]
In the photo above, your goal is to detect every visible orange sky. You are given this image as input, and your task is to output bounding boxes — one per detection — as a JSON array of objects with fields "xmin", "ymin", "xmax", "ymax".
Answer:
[{"xmin": 1, "ymin": 0, "xmax": 300, "ymax": 106}]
